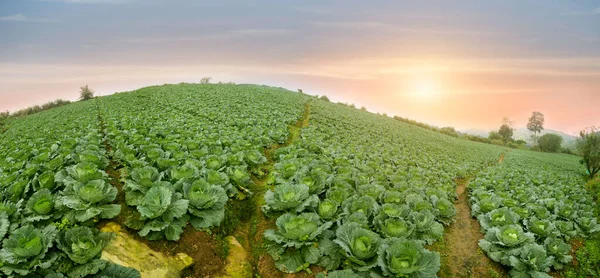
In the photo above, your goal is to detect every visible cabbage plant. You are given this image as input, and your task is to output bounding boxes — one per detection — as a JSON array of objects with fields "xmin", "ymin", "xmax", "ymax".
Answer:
[
  {"xmin": 262, "ymin": 183, "xmax": 317, "ymax": 214},
  {"xmin": 34, "ymin": 170, "xmax": 56, "ymax": 191},
  {"xmin": 57, "ymin": 179, "xmax": 121, "ymax": 223},
  {"xmin": 316, "ymin": 269, "xmax": 362, "ymax": 278},
  {"xmin": 123, "ymin": 166, "xmax": 167, "ymax": 206},
  {"xmin": 0, "ymin": 225, "xmax": 58, "ymax": 277},
  {"xmin": 317, "ymin": 199, "xmax": 339, "ymax": 221},
  {"xmin": 479, "ymin": 224, "xmax": 535, "ymax": 265},
  {"xmin": 432, "ymin": 197, "xmax": 456, "ymax": 225},
  {"xmin": 58, "ymin": 162, "xmax": 105, "ymax": 186},
  {"xmin": 127, "ymin": 185, "xmax": 189, "ymax": 241},
  {"xmin": 264, "ymin": 213, "xmax": 332, "ymax": 248},
  {"xmin": 575, "ymin": 217, "xmax": 600, "ymax": 236},
  {"xmin": 334, "ymin": 222, "xmax": 381, "ymax": 271},
  {"xmin": 376, "ymin": 237, "xmax": 441, "ymax": 277},
  {"xmin": 478, "ymin": 207, "xmax": 520, "ymax": 231},
  {"xmin": 293, "ymin": 168, "xmax": 330, "ymax": 194},
  {"xmin": 183, "ymin": 179, "xmax": 228, "ymax": 229},
  {"xmin": 373, "ymin": 204, "xmax": 414, "ymax": 238},
  {"xmin": 524, "ymin": 217, "xmax": 555, "ymax": 238},
  {"xmin": 507, "ymin": 243, "xmax": 554, "ymax": 278},
  {"xmin": 23, "ymin": 189, "xmax": 58, "ymax": 224},
  {"xmin": 56, "ymin": 226, "xmax": 113, "ymax": 277},
  {"xmin": 343, "ymin": 196, "xmax": 380, "ymax": 220},
  {"xmin": 543, "ymin": 237, "xmax": 572, "ymax": 270},
  {"xmin": 411, "ymin": 210, "xmax": 444, "ymax": 244}
]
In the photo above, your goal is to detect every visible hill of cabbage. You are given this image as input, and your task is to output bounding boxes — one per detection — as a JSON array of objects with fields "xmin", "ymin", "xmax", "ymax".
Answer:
[{"xmin": 0, "ymin": 83, "xmax": 596, "ymax": 278}]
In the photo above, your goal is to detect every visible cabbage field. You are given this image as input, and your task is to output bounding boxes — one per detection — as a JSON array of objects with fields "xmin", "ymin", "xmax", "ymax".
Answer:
[
  {"xmin": 470, "ymin": 151, "xmax": 599, "ymax": 277},
  {"xmin": 0, "ymin": 83, "xmax": 597, "ymax": 278}
]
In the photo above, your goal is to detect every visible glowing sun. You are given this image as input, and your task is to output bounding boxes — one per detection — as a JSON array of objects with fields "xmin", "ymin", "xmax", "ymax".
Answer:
[{"xmin": 408, "ymin": 78, "xmax": 441, "ymax": 101}]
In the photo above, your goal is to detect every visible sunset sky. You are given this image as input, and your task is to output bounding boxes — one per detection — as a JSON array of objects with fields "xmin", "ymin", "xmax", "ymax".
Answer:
[{"xmin": 1, "ymin": 0, "xmax": 599, "ymax": 134}]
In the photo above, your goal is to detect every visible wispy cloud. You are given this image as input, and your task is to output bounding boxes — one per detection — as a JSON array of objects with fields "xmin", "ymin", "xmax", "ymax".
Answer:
[
  {"xmin": 580, "ymin": 36, "xmax": 599, "ymax": 42},
  {"xmin": 121, "ymin": 28, "xmax": 291, "ymax": 44},
  {"xmin": 35, "ymin": 0, "xmax": 135, "ymax": 4},
  {"xmin": 311, "ymin": 20, "xmax": 506, "ymax": 37},
  {"xmin": 0, "ymin": 13, "xmax": 59, "ymax": 23},
  {"xmin": 561, "ymin": 6, "xmax": 600, "ymax": 16},
  {"xmin": 311, "ymin": 21, "xmax": 390, "ymax": 29}
]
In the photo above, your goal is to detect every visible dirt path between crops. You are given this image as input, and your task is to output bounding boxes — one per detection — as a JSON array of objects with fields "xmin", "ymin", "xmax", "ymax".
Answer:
[
  {"xmin": 95, "ymin": 100, "xmax": 229, "ymax": 277},
  {"xmin": 431, "ymin": 178, "xmax": 507, "ymax": 278},
  {"xmin": 232, "ymin": 100, "xmax": 316, "ymax": 278},
  {"xmin": 430, "ymin": 152, "xmax": 508, "ymax": 278}
]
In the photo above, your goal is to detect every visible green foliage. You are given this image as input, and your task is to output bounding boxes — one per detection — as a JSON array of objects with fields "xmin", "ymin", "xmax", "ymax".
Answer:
[
  {"xmin": 0, "ymin": 94, "xmax": 138, "ymax": 277},
  {"xmin": 0, "ymin": 225, "xmax": 58, "ymax": 276},
  {"xmin": 92, "ymin": 263, "xmax": 141, "ymax": 278},
  {"xmin": 377, "ymin": 237, "xmax": 441, "ymax": 277},
  {"xmin": 2, "ymin": 83, "xmax": 597, "ymax": 277},
  {"xmin": 57, "ymin": 226, "xmax": 112, "ymax": 264},
  {"xmin": 334, "ymin": 222, "xmax": 381, "ymax": 271},
  {"xmin": 56, "ymin": 226, "xmax": 115, "ymax": 277},
  {"xmin": 2, "ymin": 99, "xmax": 71, "ymax": 120},
  {"xmin": 440, "ymin": 126, "xmax": 459, "ymax": 137},
  {"xmin": 471, "ymin": 149, "xmax": 599, "ymax": 276},
  {"xmin": 538, "ymin": 133, "xmax": 563, "ymax": 152},
  {"xmin": 200, "ymin": 77, "xmax": 212, "ymax": 84},
  {"xmin": 577, "ymin": 127, "xmax": 600, "ymax": 178},
  {"xmin": 79, "ymin": 85, "xmax": 95, "ymax": 101},
  {"xmin": 56, "ymin": 178, "xmax": 121, "ymax": 223},
  {"xmin": 527, "ymin": 111, "xmax": 545, "ymax": 145},
  {"xmin": 98, "ymin": 84, "xmax": 310, "ymax": 240},
  {"xmin": 127, "ymin": 184, "xmax": 189, "ymax": 241},
  {"xmin": 498, "ymin": 124, "xmax": 514, "ymax": 144},
  {"xmin": 261, "ymin": 94, "xmax": 509, "ymax": 274},
  {"xmin": 489, "ymin": 131, "xmax": 502, "ymax": 141},
  {"xmin": 183, "ymin": 178, "xmax": 228, "ymax": 230},
  {"xmin": 262, "ymin": 182, "xmax": 317, "ymax": 214},
  {"xmin": 264, "ymin": 213, "xmax": 332, "ymax": 248}
]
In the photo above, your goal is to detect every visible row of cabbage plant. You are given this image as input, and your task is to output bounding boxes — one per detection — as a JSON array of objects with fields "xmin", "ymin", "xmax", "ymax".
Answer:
[
  {"xmin": 0, "ymin": 101, "xmax": 139, "ymax": 277},
  {"xmin": 98, "ymin": 84, "xmax": 311, "ymax": 240},
  {"xmin": 262, "ymin": 98, "xmax": 507, "ymax": 277},
  {"xmin": 470, "ymin": 150, "xmax": 600, "ymax": 277}
]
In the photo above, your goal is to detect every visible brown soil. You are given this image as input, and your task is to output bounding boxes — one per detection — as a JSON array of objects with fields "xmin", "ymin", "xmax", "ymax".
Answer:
[
  {"xmin": 429, "ymin": 178, "xmax": 508, "ymax": 278},
  {"xmin": 96, "ymin": 100, "xmax": 228, "ymax": 277},
  {"xmin": 233, "ymin": 100, "xmax": 315, "ymax": 277},
  {"xmin": 568, "ymin": 238, "xmax": 585, "ymax": 268},
  {"xmin": 498, "ymin": 153, "xmax": 505, "ymax": 163},
  {"xmin": 98, "ymin": 162, "xmax": 226, "ymax": 277}
]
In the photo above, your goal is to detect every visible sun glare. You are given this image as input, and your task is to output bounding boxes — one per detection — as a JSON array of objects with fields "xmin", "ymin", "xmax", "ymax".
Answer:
[{"xmin": 408, "ymin": 78, "xmax": 441, "ymax": 101}]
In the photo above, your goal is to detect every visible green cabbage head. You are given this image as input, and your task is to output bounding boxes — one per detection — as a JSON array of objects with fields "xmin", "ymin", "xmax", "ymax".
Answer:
[
  {"xmin": 0, "ymin": 225, "xmax": 58, "ymax": 276},
  {"xmin": 334, "ymin": 222, "xmax": 382, "ymax": 271},
  {"xmin": 56, "ymin": 226, "xmax": 112, "ymax": 264},
  {"xmin": 264, "ymin": 213, "xmax": 332, "ymax": 248},
  {"xmin": 377, "ymin": 237, "xmax": 441, "ymax": 277}
]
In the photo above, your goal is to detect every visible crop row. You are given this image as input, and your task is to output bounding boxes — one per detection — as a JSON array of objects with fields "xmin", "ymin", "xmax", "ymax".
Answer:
[
  {"xmin": 262, "ymin": 99, "xmax": 507, "ymax": 276},
  {"xmin": 0, "ymin": 101, "xmax": 139, "ymax": 277},
  {"xmin": 470, "ymin": 150, "xmax": 599, "ymax": 277},
  {"xmin": 97, "ymin": 84, "xmax": 310, "ymax": 240}
]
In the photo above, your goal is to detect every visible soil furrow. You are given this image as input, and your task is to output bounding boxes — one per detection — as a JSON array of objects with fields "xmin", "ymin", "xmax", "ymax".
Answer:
[
  {"xmin": 430, "ymin": 153, "xmax": 508, "ymax": 278},
  {"xmin": 232, "ymin": 100, "xmax": 313, "ymax": 277}
]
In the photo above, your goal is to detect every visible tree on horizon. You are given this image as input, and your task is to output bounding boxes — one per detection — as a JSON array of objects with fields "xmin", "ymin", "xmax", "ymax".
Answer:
[{"xmin": 527, "ymin": 111, "xmax": 544, "ymax": 146}]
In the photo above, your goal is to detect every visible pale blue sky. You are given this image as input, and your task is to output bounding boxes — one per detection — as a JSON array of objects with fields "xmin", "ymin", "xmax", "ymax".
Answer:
[{"xmin": 1, "ymin": 0, "xmax": 599, "ymax": 133}]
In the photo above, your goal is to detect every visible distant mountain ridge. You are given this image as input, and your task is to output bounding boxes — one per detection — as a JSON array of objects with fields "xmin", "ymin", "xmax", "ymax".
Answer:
[{"xmin": 460, "ymin": 128, "xmax": 578, "ymax": 149}]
